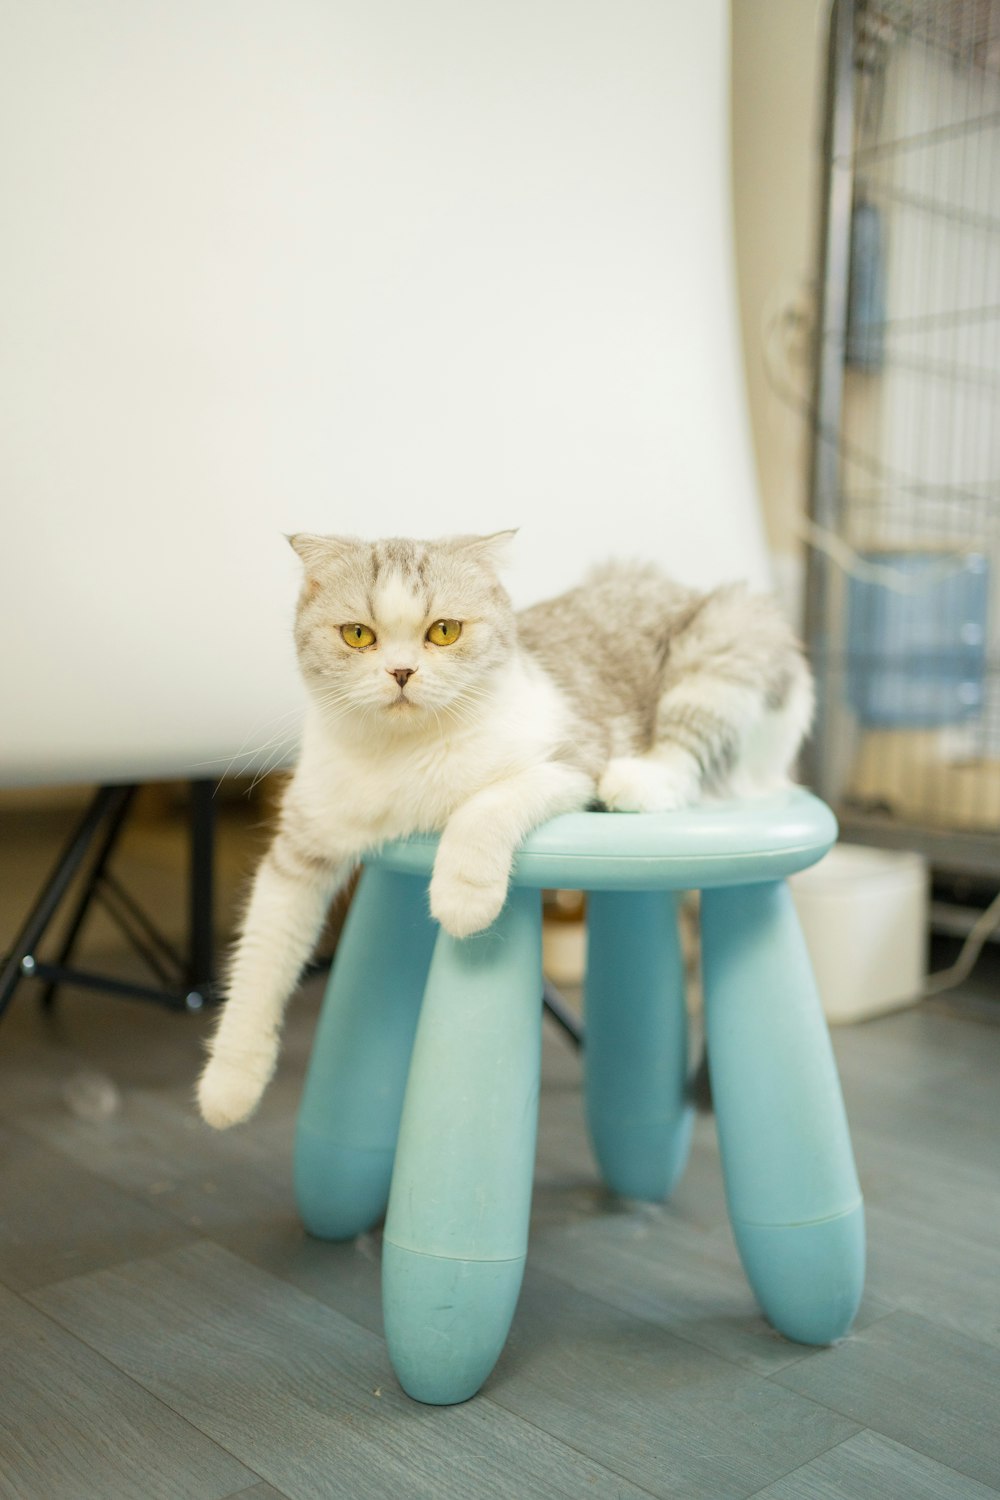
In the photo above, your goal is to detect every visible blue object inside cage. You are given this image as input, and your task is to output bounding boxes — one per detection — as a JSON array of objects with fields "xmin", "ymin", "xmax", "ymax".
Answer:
[
  {"xmin": 846, "ymin": 199, "xmax": 886, "ymax": 371},
  {"xmin": 846, "ymin": 552, "xmax": 989, "ymax": 727}
]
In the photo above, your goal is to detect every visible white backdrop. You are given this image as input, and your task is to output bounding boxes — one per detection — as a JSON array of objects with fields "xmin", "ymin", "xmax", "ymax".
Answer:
[{"xmin": 0, "ymin": 0, "xmax": 768, "ymax": 786}]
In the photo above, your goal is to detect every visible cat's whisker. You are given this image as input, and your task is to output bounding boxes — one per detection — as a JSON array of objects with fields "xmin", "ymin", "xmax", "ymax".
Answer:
[
  {"xmin": 191, "ymin": 704, "xmax": 301, "ymax": 766},
  {"xmin": 220, "ymin": 722, "xmax": 302, "ymax": 793},
  {"xmin": 209, "ymin": 702, "xmax": 308, "ymax": 789},
  {"xmin": 246, "ymin": 732, "xmax": 289, "ymax": 779},
  {"xmin": 439, "ymin": 691, "xmax": 492, "ymax": 730},
  {"xmin": 247, "ymin": 758, "xmax": 284, "ymax": 796},
  {"xmin": 225, "ymin": 699, "xmax": 304, "ymax": 747},
  {"xmin": 191, "ymin": 728, "xmax": 297, "ymax": 787}
]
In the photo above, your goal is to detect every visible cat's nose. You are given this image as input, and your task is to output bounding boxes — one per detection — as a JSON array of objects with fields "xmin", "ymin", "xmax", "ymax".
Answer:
[{"xmin": 389, "ymin": 667, "xmax": 415, "ymax": 688}]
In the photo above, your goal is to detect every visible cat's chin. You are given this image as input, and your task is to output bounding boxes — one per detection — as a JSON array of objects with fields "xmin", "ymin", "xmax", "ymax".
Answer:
[
  {"xmin": 377, "ymin": 696, "xmax": 432, "ymax": 731},
  {"xmin": 379, "ymin": 695, "xmax": 470, "ymax": 733}
]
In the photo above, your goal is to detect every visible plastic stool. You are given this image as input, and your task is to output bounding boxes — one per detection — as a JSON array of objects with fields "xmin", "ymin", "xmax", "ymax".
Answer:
[{"xmin": 294, "ymin": 788, "xmax": 865, "ymax": 1405}]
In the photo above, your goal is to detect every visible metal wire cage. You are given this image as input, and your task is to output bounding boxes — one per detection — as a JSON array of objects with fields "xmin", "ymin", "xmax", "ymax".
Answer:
[{"xmin": 808, "ymin": 0, "xmax": 1000, "ymax": 880}]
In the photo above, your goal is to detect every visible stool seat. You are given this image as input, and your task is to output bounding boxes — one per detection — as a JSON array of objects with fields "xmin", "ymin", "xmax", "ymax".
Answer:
[
  {"xmin": 294, "ymin": 789, "xmax": 865, "ymax": 1407},
  {"xmin": 372, "ymin": 787, "xmax": 837, "ymax": 890}
]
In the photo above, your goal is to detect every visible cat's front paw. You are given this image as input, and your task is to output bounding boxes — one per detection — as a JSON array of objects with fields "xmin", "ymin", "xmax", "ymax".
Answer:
[
  {"xmin": 598, "ymin": 754, "xmax": 699, "ymax": 813},
  {"xmin": 197, "ymin": 1044, "xmax": 276, "ymax": 1130},
  {"xmin": 429, "ymin": 839, "xmax": 511, "ymax": 938}
]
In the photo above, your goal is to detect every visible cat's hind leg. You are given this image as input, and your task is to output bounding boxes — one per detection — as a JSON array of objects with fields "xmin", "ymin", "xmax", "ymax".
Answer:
[
  {"xmin": 598, "ymin": 751, "xmax": 702, "ymax": 813},
  {"xmin": 728, "ymin": 657, "xmax": 814, "ymax": 799},
  {"xmin": 599, "ymin": 586, "xmax": 812, "ymax": 813}
]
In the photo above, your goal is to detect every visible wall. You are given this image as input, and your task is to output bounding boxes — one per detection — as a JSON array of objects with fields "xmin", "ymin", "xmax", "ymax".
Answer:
[{"xmin": 730, "ymin": 0, "xmax": 829, "ymax": 609}]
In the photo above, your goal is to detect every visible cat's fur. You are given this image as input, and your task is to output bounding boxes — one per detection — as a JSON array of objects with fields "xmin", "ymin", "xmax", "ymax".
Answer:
[{"xmin": 197, "ymin": 531, "xmax": 812, "ymax": 1129}]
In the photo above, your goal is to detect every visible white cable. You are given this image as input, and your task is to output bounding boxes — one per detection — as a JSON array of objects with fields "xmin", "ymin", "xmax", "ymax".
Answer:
[{"xmin": 924, "ymin": 885, "xmax": 1000, "ymax": 997}]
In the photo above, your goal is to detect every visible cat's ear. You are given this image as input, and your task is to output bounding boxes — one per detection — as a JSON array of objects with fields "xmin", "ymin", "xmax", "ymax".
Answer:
[
  {"xmin": 286, "ymin": 533, "xmax": 359, "ymax": 569},
  {"xmin": 446, "ymin": 530, "xmax": 518, "ymax": 569}
]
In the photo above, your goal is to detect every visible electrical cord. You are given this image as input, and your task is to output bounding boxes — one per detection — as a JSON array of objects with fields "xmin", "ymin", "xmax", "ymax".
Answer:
[{"xmin": 922, "ymin": 885, "xmax": 1000, "ymax": 997}]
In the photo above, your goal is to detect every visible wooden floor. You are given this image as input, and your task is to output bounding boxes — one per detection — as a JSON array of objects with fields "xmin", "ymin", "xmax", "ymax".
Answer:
[{"xmin": 1, "ymin": 797, "xmax": 999, "ymax": 1499}]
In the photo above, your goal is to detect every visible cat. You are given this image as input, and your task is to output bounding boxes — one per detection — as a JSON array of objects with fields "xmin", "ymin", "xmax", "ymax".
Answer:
[{"xmin": 197, "ymin": 530, "xmax": 813, "ymax": 1129}]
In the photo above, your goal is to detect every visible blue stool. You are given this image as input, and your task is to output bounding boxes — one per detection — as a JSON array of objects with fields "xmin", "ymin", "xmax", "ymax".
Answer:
[{"xmin": 294, "ymin": 788, "xmax": 865, "ymax": 1405}]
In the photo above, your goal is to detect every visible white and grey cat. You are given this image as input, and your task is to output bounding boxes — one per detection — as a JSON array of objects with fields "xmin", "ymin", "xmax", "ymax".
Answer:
[{"xmin": 198, "ymin": 531, "xmax": 812, "ymax": 1129}]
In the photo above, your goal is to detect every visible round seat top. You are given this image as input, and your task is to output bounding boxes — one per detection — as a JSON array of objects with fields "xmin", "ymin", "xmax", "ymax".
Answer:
[{"xmin": 369, "ymin": 787, "xmax": 837, "ymax": 891}]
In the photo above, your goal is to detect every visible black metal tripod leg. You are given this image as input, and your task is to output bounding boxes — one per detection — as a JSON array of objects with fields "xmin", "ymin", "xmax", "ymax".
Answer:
[
  {"xmin": 39, "ymin": 786, "xmax": 137, "ymax": 1012},
  {"xmin": 542, "ymin": 978, "xmax": 583, "ymax": 1047},
  {"xmin": 0, "ymin": 785, "xmax": 130, "ymax": 1024},
  {"xmin": 187, "ymin": 779, "xmax": 216, "ymax": 1003}
]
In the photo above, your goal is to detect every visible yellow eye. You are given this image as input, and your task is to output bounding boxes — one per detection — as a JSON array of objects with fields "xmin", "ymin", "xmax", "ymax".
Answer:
[
  {"xmin": 340, "ymin": 623, "xmax": 376, "ymax": 649},
  {"xmin": 427, "ymin": 619, "xmax": 462, "ymax": 646}
]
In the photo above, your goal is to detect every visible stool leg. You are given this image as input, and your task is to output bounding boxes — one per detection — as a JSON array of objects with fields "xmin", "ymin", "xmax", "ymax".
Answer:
[
  {"xmin": 382, "ymin": 885, "xmax": 542, "ymax": 1405},
  {"xmin": 584, "ymin": 890, "xmax": 693, "ymax": 1200},
  {"xmin": 294, "ymin": 866, "xmax": 436, "ymax": 1241},
  {"xmin": 700, "ymin": 880, "xmax": 865, "ymax": 1344}
]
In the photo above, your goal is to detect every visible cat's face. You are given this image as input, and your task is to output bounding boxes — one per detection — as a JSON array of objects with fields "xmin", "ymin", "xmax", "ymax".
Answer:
[{"xmin": 290, "ymin": 532, "xmax": 517, "ymax": 728}]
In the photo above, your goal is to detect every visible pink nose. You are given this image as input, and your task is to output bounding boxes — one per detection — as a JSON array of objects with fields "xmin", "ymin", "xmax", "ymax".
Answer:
[{"xmin": 390, "ymin": 668, "xmax": 415, "ymax": 688}]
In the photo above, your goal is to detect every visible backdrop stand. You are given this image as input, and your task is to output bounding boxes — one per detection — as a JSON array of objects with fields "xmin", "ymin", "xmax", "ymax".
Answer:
[{"xmin": 0, "ymin": 780, "xmax": 217, "ymax": 1023}]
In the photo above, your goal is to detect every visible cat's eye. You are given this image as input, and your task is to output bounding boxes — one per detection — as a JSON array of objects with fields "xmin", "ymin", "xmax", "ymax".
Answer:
[
  {"xmin": 340, "ymin": 623, "xmax": 376, "ymax": 649},
  {"xmin": 427, "ymin": 619, "xmax": 462, "ymax": 647}
]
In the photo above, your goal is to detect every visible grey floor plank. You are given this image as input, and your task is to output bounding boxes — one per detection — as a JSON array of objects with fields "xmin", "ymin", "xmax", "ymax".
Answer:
[
  {"xmin": 831, "ymin": 1005, "xmax": 1000, "ymax": 1097},
  {"xmin": 28, "ymin": 1240, "xmax": 663, "ymax": 1500},
  {"xmin": 0, "ymin": 1119, "xmax": 196, "ymax": 1292},
  {"xmin": 529, "ymin": 1199, "xmax": 893, "ymax": 1375},
  {"xmin": 12, "ymin": 1083, "xmax": 291, "ymax": 1212},
  {"xmin": 3, "ymin": 975, "xmax": 320, "ymax": 1243},
  {"xmin": 535, "ymin": 1074, "xmax": 733, "ymax": 1237},
  {"xmin": 0, "ymin": 1283, "xmax": 257, "ymax": 1500},
  {"xmin": 749, "ymin": 1428, "xmax": 1000, "ymax": 1500},
  {"xmin": 852, "ymin": 1130, "xmax": 999, "ymax": 1264},
  {"xmin": 772, "ymin": 1310, "xmax": 1000, "ymax": 1489},
  {"xmin": 488, "ymin": 1265, "xmax": 859, "ymax": 1500},
  {"xmin": 0, "ymin": 968, "xmax": 317, "ymax": 1144},
  {"xmin": 223, "ymin": 1487, "xmax": 291, "ymax": 1500},
  {"xmin": 210, "ymin": 1215, "xmax": 386, "ymax": 1340},
  {"xmin": 861, "ymin": 1202, "xmax": 1000, "ymax": 1351},
  {"xmin": 831, "ymin": 1010, "xmax": 1000, "ymax": 1181}
]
